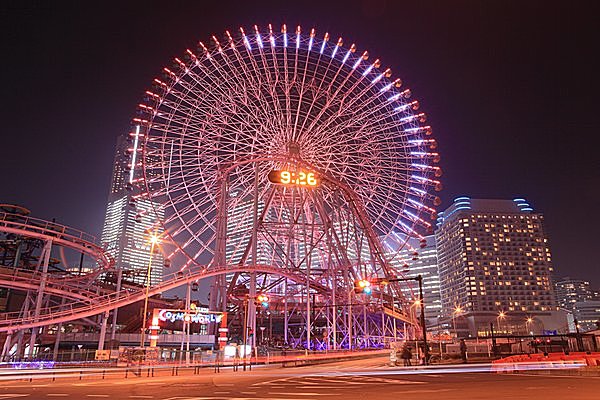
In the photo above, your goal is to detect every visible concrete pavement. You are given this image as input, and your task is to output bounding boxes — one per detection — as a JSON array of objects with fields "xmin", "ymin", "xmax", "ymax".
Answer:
[{"xmin": 1, "ymin": 356, "xmax": 599, "ymax": 400}]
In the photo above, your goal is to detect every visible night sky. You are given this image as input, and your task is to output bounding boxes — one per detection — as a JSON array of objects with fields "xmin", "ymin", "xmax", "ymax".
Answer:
[{"xmin": 1, "ymin": 1, "xmax": 598, "ymax": 287}]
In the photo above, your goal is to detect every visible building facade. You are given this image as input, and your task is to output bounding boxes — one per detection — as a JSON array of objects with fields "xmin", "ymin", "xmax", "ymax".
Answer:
[
  {"xmin": 435, "ymin": 197, "xmax": 565, "ymax": 337},
  {"xmin": 101, "ymin": 129, "xmax": 164, "ymax": 287},
  {"xmin": 386, "ymin": 235, "xmax": 442, "ymax": 326},
  {"xmin": 555, "ymin": 277, "xmax": 600, "ymax": 332},
  {"xmin": 555, "ymin": 277, "xmax": 594, "ymax": 310}
]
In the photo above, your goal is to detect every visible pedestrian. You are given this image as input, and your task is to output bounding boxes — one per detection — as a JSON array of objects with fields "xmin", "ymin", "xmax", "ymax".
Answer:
[
  {"xmin": 400, "ymin": 344, "xmax": 412, "ymax": 366},
  {"xmin": 459, "ymin": 339, "xmax": 468, "ymax": 363}
]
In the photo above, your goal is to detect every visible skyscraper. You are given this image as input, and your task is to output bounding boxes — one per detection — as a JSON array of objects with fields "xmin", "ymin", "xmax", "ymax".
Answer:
[
  {"xmin": 435, "ymin": 197, "xmax": 566, "ymax": 336},
  {"xmin": 555, "ymin": 277, "xmax": 600, "ymax": 332},
  {"xmin": 101, "ymin": 128, "xmax": 164, "ymax": 287},
  {"xmin": 385, "ymin": 235, "xmax": 442, "ymax": 326},
  {"xmin": 555, "ymin": 277, "xmax": 594, "ymax": 310}
]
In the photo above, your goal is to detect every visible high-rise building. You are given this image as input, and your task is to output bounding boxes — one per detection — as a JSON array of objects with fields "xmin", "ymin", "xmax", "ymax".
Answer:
[
  {"xmin": 385, "ymin": 235, "xmax": 442, "ymax": 326},
  {"xmin": 435, "ymin": 197, "xmax": 566, "ymax": 337},
  {"xmin": 555, "ymin": 277, "xmax": 600, "ymax": 332},
  {"xmin": 101, "ymin": 128, "xmax": 164, "ymax": 287},
  {"xmin": 555, "ymin": 277, "xmax": 594, "ymax": 310},
  {"xmin": 572, "ymin": 301, "xmax": 600, "ymax": 332}
]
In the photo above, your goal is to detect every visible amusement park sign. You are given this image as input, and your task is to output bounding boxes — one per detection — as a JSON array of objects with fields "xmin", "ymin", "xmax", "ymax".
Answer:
[{"xmin": 157, "ymin": 308, "xmax": 223, "ymax": 325}]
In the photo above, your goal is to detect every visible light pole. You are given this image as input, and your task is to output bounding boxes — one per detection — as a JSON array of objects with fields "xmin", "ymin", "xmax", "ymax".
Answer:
[
  {"xmin": 497, "ymin": 311, "xmax": 506, "ymax": 334},
  {"xmin": 140, "ymin": 233, "xmax": 160, "ymax": 348},
  {"xmin": 374, "ymin": 275, "xmax": 430, "ymax": 364},
  {"xmin": 526, "ymin": 317, "xmax": 534, "ymax": 335},
  {"xmin": 452, "ymin": 306, "xmax": 463, "ymax": 339}
]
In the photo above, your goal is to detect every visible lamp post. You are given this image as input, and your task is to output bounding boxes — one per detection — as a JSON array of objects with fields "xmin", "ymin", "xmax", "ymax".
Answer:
[
  {"xmin": 497, "ymin": 311, "xmax": 506, "ymax": 334},
  {"xmin": 452, "ymin": 306, "xmax": 463, "ymax": 339},
  {"xmin": 375, "ymin": 275, "xmax": 429, "ymax": 365},
  {"xmin": 526, "ymin": 317, "xmax": 534, "ymax": 335},
  {"xmin": 140, "ymin": 233, "xmax": 160, "ymax": 348}
]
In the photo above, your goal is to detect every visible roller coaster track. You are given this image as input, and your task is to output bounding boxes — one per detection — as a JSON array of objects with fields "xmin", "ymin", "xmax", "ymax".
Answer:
[
  {"xmin": 0, "ymin": 212, "xmax": 112, "ymax": 270},
  {"xmin": 0, "ymin": 267, "xmax": 97, "ymax": 303},
  {"xmin": 0, "ymin": 263, "xmax": 352, "ymax": 332},
  {"xmin": 0, "ymin": 211, "xmax": 412, "ymax": 333}
]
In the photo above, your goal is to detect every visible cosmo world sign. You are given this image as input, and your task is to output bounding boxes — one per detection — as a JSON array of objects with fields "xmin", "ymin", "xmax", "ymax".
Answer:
[{"xmin": 157, "ymin": 308, "xmax": 224, "ymax": 325}]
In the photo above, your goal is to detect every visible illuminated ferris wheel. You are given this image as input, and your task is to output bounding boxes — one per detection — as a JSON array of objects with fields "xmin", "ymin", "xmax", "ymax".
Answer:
[{"xmin": 134, "ymin": 24, "xmax": 441, "ymax": 273}]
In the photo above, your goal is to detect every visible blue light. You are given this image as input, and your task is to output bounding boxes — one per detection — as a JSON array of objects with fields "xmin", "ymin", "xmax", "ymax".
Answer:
[
  {"xmin": 454, "ymin": 197, "xmax": 470, "ymax": 202},
  {"xmin": 331, "ymin": 45, "xmax": 338, "ymax": 58},
  {"xmin": 411, "ymin": 163, "xmax": 428, "ymax": 169},
  {"xmin": 399, "ymin": 115, "xmax": 417, "ymax": 124},
  {"xmin": 308, "ymin": 37, "xmax": 313, "ymax": 51},
  {"xmin": 320, "ymin": 40, "xmax": 326, "ymax": 54},
  {"xmin": 284, "ymin": 33, "xmax": 288, "ymax": 47},
  {"xmin": 363, "ymin": 286, "xmax": 372, "ymax": 295},
  {"xmin": 410, "ymin": 152, "xmax": 427, "ymax": 157},
  {"xmin": 407, "ymin": 198, "xmax": 425, "ymax": 209},
  {"xmin": 296, "ymin": 33, "xmax": 300, "ymax": 49},
  {"xmin": 243, "ymin": 35, "xmax": 252, "ymax": 50},
  {"xmin": 379, "ymin": 83, "xmax": 393, "ymax": 93},
  {"xmin": 353, "ymin": 58, "xmax": 362, "ymax": 70},
  {"xmin": 388, "ymin": 93, "xmax": 401, "ymax": 102},
  {"xmin": 521, "ymin": 208, "xmax": 534, "ymax": 211},
  {"xmin": 372, "ymin": 73, "xmax": 384, "ymax": 84},
  {"xmin": 270, "ymin": 35, "xmax": 276, "ymax": 47},
  {"xmin": 342, "ymin": 50, "xmax": 351, "ymax": 64},
  {"xmin": 409, "ymin": 187, "xmax": 426, "ymax": 195},
  {"xmin": 362, "ymin": 64, "xmax": 373, "ymax": 76},
  {"xmin": 256, "ymin": 34, "xmax": 263, "ymax": 49},
  {"xmin": 513, "ymin": 198, "xmax": 526, "ymax": 202}
]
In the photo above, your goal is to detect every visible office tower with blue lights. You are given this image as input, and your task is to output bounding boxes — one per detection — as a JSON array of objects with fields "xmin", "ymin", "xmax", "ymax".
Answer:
[
  {"xmin": 435, "ymin": 197, "xmax": 566, "ymax": 337},
  {"xmin": 100, "ymin": 130, "xmax": 164, "ymax": 287}
]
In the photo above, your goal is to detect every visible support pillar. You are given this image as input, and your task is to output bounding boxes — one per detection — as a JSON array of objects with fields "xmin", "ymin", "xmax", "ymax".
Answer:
[
  {"xmin": 28, "ymin": 239, "xmax": 52, "ymax": 358},
  {"xmin": 98, "ymin": 310, "xmax": 110, "ymax": 351}
]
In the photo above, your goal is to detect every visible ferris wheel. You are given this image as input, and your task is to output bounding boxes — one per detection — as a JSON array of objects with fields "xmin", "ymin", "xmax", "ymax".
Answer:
[{"xmin": 133, "ymin": 24, "xmax": 441, "ymax": 274}]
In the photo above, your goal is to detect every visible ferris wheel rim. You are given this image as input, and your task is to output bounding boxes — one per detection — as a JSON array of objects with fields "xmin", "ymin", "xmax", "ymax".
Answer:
[{"xmin": 134, "ymin": 23, "xmax": 441, "ymax": 267}]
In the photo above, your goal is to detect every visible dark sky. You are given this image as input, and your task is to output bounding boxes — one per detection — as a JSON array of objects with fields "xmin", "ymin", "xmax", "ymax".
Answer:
[{"xmin": 1, "ymin": 1, "xmax": 598, "ymax": 286}]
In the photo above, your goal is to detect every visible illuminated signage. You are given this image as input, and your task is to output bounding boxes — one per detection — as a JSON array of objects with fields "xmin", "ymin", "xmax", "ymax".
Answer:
[
  {"xmin": 157, "ymin": 309, "xmax": 223, "ymax": 324},
  {"xmin": 268, "ymin": 169, "xmax": 319, "ymax": 186}
]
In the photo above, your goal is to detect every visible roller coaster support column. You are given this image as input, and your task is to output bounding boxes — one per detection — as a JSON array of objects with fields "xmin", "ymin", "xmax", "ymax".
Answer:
[
  {"xmin": 110, "ymin": 267, "xmax": 123, "ymax": 342},
  {"xmin": 1, "ymin": 330, "xmax": 13, "ymax": 361},
  {"xmin": 28, "ymin": 239, "xmax": 52, "ymax": 358},
  {"xmin": 98, "ymin": 310, "xmax": 109, "ymax": 351}
]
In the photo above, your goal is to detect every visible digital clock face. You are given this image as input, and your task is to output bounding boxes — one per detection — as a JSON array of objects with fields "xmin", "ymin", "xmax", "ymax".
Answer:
[{"xmin": 268, "ymin": 170, "xmax": 319, "ymax": 186}]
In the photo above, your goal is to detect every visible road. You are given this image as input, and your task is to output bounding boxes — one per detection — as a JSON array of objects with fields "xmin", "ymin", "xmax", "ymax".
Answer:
[{"xmin": 1, "ymin": 356, "xmax": 599, "ymax": 400}]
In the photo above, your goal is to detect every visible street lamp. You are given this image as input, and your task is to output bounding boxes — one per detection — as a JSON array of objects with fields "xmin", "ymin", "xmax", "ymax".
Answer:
[
  {"xmin": 497, "ymin": 311, "xmax": 506, "ymax": 334},
  {"xmin": 452, "ymin": 306, "xmax": 463, "ymax": 339},
  {"xmin": 140, "ymin": 232, "xmax": 160, "ymax": 348},
  {"xmin": 526, "ymin": 317, "xmax": 534, "ymax": 335},
  {"xmin": 373, "ymin": 275, "xmax": 430, "ymax": 364}
]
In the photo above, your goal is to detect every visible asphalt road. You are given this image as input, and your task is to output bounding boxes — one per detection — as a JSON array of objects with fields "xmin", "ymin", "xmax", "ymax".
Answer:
[{"xmin": 1, "ymin": 357, "xmax": 599, "ymax": 400}]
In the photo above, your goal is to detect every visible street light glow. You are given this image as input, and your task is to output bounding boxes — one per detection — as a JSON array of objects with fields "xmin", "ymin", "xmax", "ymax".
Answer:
[{"xmin": 149, "ymin": 234, "xmax": 160, "ymax": 245}]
